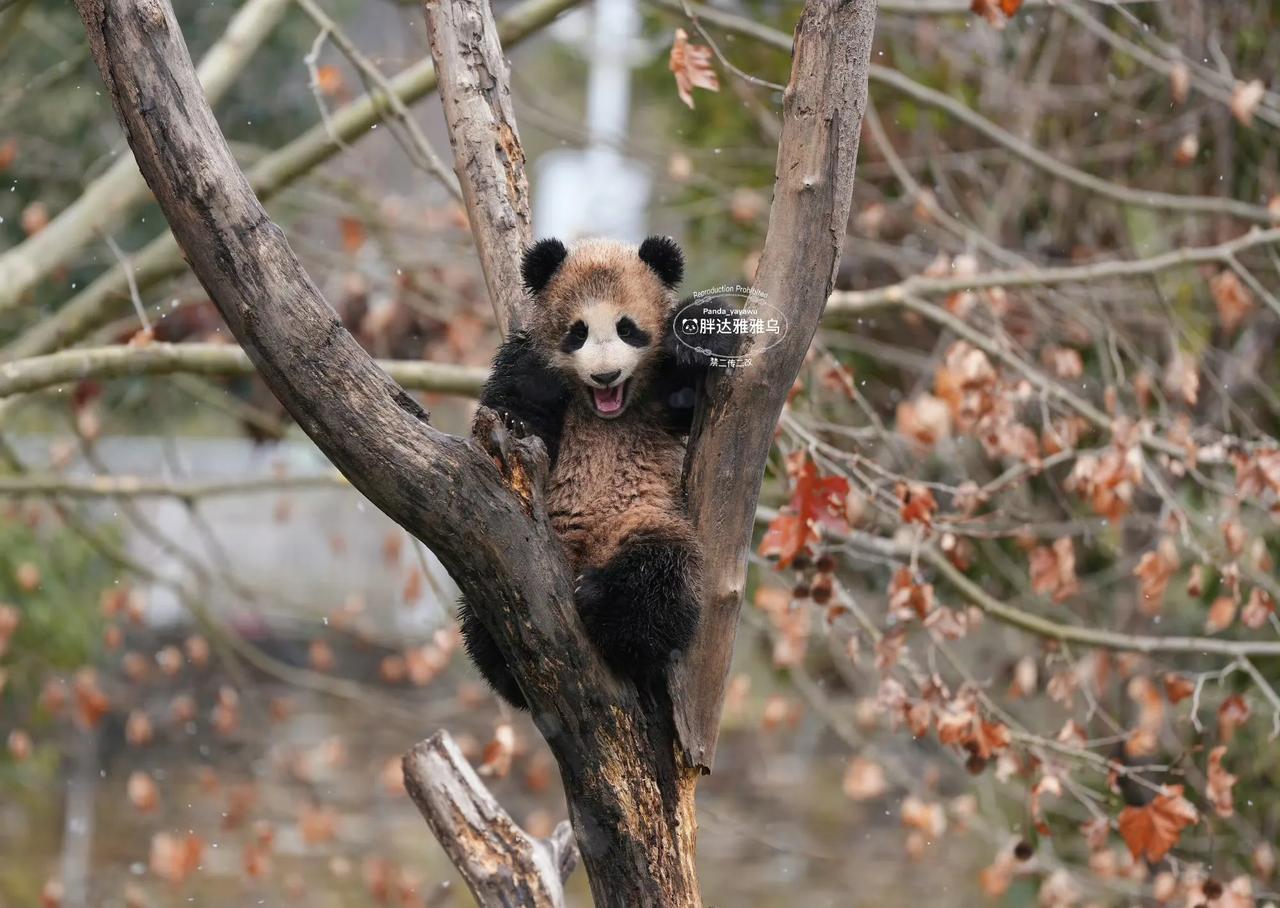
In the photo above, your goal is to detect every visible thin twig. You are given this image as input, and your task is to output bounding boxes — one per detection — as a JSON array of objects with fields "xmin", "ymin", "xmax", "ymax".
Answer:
[
  {"xmin": 102, "ymin": 233, "xmax": 152, "ymax": 332},
  {"xmin": 678, "ymin": 0, "xmax": 786, "ymax": 93},
  {"xmin": 303, "ymin": 25, "xmax": 346, "ymax": 149},
  {"xmin": 294, "ymin": 0, "xmax": 461, "ymax": 199},
  {"xmin": 829, "ymin": 228, "xmax": 1280, "ymax": 314}
]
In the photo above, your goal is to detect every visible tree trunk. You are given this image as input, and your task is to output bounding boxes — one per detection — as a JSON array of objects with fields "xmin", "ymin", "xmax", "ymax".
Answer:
[
  {"xmin": 673, "ymin": 0, "xmax": 879, "ymax": 771},
  {"xmin": 71, "ymin": 0, "xmax": 876, "ymax": 901},
  {"xmin": 547, "ymin": 684, "xmax": 700, "ymax": 906}
]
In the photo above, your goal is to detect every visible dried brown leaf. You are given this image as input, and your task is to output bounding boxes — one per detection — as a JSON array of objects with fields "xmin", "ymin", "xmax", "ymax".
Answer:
[
  {"xmin": 1217, "ymin": 693, "xmax": 1250, "ymax": 743},
  {"xmin": 842, "ymin": 757, "xmax": 887, "ymax": 801},
  {"xmin": 1117, "ymin": 785, "xmax": 1197, "ymax": 862},
  {"xmin": 1210, "ymin": 270, "xmax": 1256, "ymax": 335},
  {"xmin": 1230, "ymin": 79, "xmax": 1266, "ymax": 126},
  {"xmin": 668, "ymin": 29, "xmax": 719, "ymax": 110},
  {"xmin": 1206, "ymin": 745, "xmax": 1236, "ymax": 817}
]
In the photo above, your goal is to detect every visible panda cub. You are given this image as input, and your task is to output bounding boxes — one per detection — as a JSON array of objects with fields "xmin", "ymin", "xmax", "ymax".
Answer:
[{"xmin": 459, "ymin": 235, "xmax": 728, "ymax": 709}]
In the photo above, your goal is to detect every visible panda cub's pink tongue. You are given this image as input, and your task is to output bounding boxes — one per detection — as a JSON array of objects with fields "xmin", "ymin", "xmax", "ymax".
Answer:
[{"xmin": 593, "ymin": 383, "xmax": 624, "ymax": 414}]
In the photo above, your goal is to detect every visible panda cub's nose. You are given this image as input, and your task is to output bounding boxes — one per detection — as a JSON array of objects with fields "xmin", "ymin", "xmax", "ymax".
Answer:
[{"xmin": 591, "ymin": 369, "xmax": 622, "ymax": 386}]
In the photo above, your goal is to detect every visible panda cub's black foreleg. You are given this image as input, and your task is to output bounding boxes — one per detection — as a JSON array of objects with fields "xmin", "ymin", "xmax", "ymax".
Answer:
[
  {"xmin": 575, "ymin": 535, "xmax": 701, "ymax": 678},
  {"xmin": 656, "ymin": 297, "xmax": 746, "ymax": 435},
  {"xmin": 474, "ymin": 330, "xmax": 570, "ymax": 465},
  {"xmin": 457, "ymin": 332, "xmax": 570, "ymax": 711}
]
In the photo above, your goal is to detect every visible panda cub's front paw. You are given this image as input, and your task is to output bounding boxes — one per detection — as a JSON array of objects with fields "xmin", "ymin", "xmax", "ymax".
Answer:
[{"xmin": 501, "ymin": 411, "xmax": 530, "ymax": 439}]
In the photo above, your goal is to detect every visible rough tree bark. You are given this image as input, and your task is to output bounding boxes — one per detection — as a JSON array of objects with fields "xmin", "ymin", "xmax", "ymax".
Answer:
[
  {"xmin": 423, "ymin": 0, "xmax": 534, "ymax": 334},
  {"xmin": 674, "ymin": 0, "xmax": 878, "ymax": 771},
  {"xmin": 71, "ymin": 0, "xmax": 876, "ymax": 902},
  {"xmin": 403, "ymin": 731, "xmax": 578, "ymax": 907}
]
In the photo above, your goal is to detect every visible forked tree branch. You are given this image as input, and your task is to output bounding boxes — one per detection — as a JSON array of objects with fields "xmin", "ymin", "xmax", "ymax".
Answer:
[
  {"xmin": 403, "ymin": 731, "xmax": 578, "ymax": 907},
  {"xmin": 72, "ymin": 0, "xmax": 876, "ymax": 898},
  {"xmin": 674, "ymin": 0, "xmax": 878, "ymax": 771},
  {"xmin": 422, "ymin": 0, "xmax": 877, "ymax": 879},
  {"xmin": 420, "ymin": 0, "xmax": 876, "ymax": 879},
  {"xmin": 73, "ymin": 0, "xmax": 707, "ymax": 903}
]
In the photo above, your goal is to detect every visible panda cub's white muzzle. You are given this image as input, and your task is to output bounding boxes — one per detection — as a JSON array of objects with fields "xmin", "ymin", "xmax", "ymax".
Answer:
[{"xmin": 575, "ymin": 303, "xmax": 642, "ymax": 419}]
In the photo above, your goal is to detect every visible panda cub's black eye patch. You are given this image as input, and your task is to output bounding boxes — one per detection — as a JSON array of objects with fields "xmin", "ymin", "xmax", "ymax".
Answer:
[
  {"xmin": 616, "ymin": 317, "xmax": 650, "ymax": 348},
  {"xmin": 560, "ymin": 320, "xmax": 589, "ymax": 353}
]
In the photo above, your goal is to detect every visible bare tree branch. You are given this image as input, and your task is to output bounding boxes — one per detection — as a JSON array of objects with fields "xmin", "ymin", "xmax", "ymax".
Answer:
[
  {"xmin": 0, "ymin": 343, "xmax": 486, "ymax": 399},
  {"xmin": 0, "ymin": 472, "xmax": 347, "ymax": 499},
  {"xmin": 672, "ymin": 0, "xmax": 878, "ymax": 772},
  {"xmin": 868, "ymin": 63, "xmax": 1276, "ymax": 224},
  {"xmin": 402, "ymin": 731, "xmax": 577, "ymax": 908},
  {"xmin": 656, "ymin": 0, "xmax": 1278, "ymax": 224},
  {"xmin": 2, "ymin": 0, "xmax": 582, "ymax": 362},
  {"xmin": 829, "ymin": 227, "xmax": 1280, "ymax": 314},
  {"xmin": 0, "ymin": 0, "xmax": 292, "ymax": 313},
  {"xmin": 424, "ymin": 0, "xmax": 534, "ymax": 334},
  {"xmin": 1058, "ymin": 1, "xmax": 1280, "ymax": 131},
  {"xmin": 748, "ymin": 507, "xmax": 1280, "ymax": 660},
  {"xmin": 918, "ymin": 542, "xmax": 1280, "ymax": 658}
]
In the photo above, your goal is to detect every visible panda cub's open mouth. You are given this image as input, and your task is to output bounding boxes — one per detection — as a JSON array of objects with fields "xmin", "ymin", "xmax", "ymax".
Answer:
[{"xmin": 590, "ymin": 380, "xmax": 628, "ymax": 418}]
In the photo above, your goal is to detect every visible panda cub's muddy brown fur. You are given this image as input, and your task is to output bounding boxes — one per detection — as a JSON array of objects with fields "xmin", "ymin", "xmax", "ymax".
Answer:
[{"xmin": 458, "ymin": 235, "xmax": 730, "ymax": 709}]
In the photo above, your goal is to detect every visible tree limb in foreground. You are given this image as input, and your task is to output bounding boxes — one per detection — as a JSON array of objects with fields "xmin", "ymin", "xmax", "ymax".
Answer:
[
  {"xmin": 71, "ymin": 0, "xmax": 878, "ymax": 898},
  {"xmin": 403, "ymin": 731, "xmax": 578, "ymax": 908},
  {"xmin": 418, "ymin": 0, "xmax": 875, "ymax": 894}
]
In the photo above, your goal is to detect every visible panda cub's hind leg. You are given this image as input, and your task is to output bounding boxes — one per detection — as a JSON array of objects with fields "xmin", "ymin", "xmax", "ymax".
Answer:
[
  {"xmin": 457, "ymin": 596, "xmax": 528, "ymax": 710},
  {"xmin": 575, "ymin": 534, "xmax": 701, "ymax": 678}
]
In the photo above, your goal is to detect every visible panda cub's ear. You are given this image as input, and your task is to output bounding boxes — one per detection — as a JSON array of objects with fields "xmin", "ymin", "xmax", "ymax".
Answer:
[
  {"xmin": 638, "ymin": 235, "xmax": 684, "ymax": 289},
  {"xmin": 521, "ymin": 238, "xmax": 569, "ymax": 295}
]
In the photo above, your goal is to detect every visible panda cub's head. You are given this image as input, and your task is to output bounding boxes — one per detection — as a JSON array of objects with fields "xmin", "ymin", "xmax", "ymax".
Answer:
[{"xmin": 521, "ymin": 235, "xmax": 683, "ymax": 420}]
